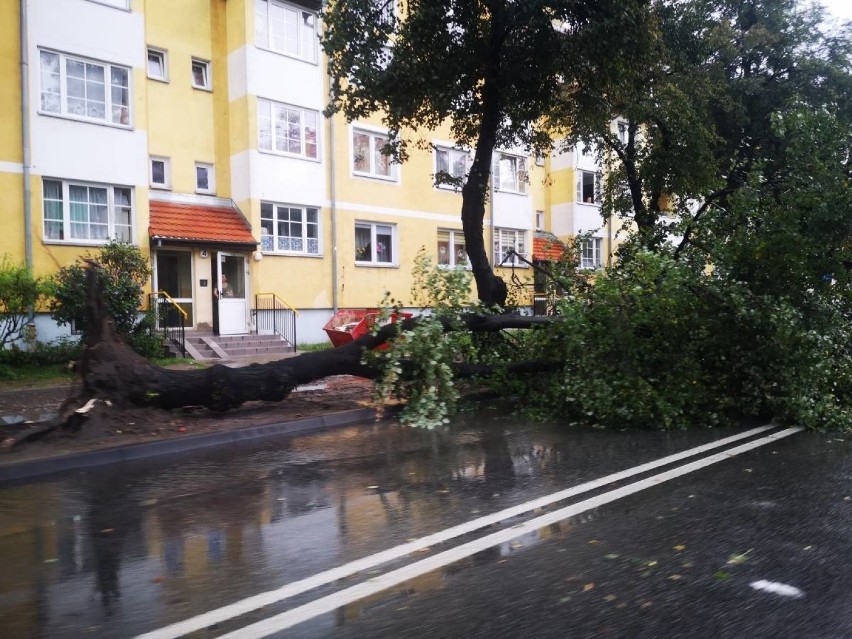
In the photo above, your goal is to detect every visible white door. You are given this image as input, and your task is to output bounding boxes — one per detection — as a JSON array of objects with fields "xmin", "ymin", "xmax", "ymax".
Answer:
[{"xmin": 218, "ymin": 253, "xmax": 248, "ymax": 335}]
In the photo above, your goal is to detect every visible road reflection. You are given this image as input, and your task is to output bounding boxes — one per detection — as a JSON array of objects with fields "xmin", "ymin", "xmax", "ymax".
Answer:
[{"xmin": 0, "ymin": 415, "xmax": 729, "ymax": 638}]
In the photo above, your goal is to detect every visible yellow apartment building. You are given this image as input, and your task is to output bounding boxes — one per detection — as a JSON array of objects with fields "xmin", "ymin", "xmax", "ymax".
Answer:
[{"xmin": 0, "ymin": 0, "xmax": 615, "ymax": 351}]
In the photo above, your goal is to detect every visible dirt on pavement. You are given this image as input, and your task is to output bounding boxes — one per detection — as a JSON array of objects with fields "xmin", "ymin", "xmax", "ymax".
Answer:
[{"xmin": 0, "ymin": 375, "xmax": 377, "ymax": 466}]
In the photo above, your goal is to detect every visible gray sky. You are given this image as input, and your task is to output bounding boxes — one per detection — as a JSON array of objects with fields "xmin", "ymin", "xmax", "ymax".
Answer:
[{"xmin": 820, "ymin": 0, "xmax": 852, "ymax": 21}]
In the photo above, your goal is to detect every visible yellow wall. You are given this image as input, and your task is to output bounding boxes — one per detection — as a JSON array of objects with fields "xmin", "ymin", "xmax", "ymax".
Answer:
[
  {"xmin": 144, "ymin": 0, "xmax": 219, "ymax": 195},
  {"xmin": 0, "ymin": 0, "xmax": 21, "ymax": 164}
]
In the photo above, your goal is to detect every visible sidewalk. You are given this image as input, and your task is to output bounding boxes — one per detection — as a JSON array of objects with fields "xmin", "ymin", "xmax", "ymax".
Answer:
[{"xmin": 0, "ymin": 369, "xmax": 379, "ymax": 483}]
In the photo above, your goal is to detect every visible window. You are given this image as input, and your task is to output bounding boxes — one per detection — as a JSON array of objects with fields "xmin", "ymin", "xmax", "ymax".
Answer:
[
  {"xmin": 191, "ymin": 58, "xmax": 211, "ymax": 90},
  {"xmin": 437, "ymin": 229, "xmax": 468, "ymax": 267},
  {"xmin": 147, "ymin": 48, "xmax": 167, "ymax": 81},
  {"xmin": 577, "ymin": 170, "xmax": 600, "ymax": 204},
  {"xmin": 39, "ymin": 50, "xmax": 130, "ymax": 126},
  {"xmin": 434, "ymin": 146, "xmax": 469, "ymax": 189},
  {"xmin": 255, "ymin": 0, "xmax": 318, "ymax": 63},
  {"xmin": 494, "ymin": 153, "xmax": 527, "ymax": 194},
  {"xmin": 42, "ymin": 178, "xmax": 132, "ymax": 243},
  {"xmin": 352, "ymin": 129, "xmax": 396, "ymax": 180},
  {"xmin": 494, "ymin": 228, "xmax": 527, "ymax": 266},
  {"xmin": 373, "ymin": 0, "xmax": 395, "ymax": 25},
  {"xmin": 150, "ymin": 157, "xmax": 171, "ymax": 189},
  {"xmin": 260, "ymin": 202, "xmax": 320, "ymax": 255},
  {"xmin": 580, "ymin": 237, "xmax": 603, "ymax": 269},
  {"xmin": 535, "ymin": 210, "xmax": 544, "ymax": 231},
  {"xmin": 258, "ymin": 99, "xmax": 319, "ymax": 159},
  {"xmin": 617, "ymin": 121, "xmax": 629, "ymax": 145},
  {"xmin": 355, "ymin": 222, "xmax": 395, "ymax": 265},
  {"xmin": 196, "ymin": 163, "xmax": 215, "ymax": 194}
]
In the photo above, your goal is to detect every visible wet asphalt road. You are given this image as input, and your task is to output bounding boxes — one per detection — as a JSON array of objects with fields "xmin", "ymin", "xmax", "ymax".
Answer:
[{"xmin": 0, "ymin": 411, "xmax": 849, "ymax": 638}]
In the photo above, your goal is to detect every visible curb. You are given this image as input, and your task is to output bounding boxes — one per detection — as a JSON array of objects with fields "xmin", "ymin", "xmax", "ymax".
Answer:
[{"xmin": 0, "ymin": 407, "xmax": 378, "ymax": 483}]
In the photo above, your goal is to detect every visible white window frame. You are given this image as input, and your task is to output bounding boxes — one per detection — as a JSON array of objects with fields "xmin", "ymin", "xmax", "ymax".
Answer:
[
  {"xmin": 191, "ymin": 58, "xmax": 211, "ymax": 90},
  {"xmin": 437, "ymin": 229, "xmax": 469, "ymax": 268},
  {"xmin": 260, "ymin": 202, "xmax": 322, "ymax": 256},
  {"xmin": 257, "ymin": 99, "xmax": 320, "ymax": 160},
  {"xmin": 147, "ymin": 47, "xmax": 168, "ymax": 82},
  {"xmin": 577, "ymin": 169, "xmax": 601, "ymax": 205},
  {"xmin": 352, "ymin": 127, "xmax": 398, "ymax": 181},
  {"xmin": 494, "ymin": 227, "xmax": 528, "ymax": 267},
  {"xmin": 254, "ymin": 0, "xmax": 319, "ymax": 64},
  {"xmin": 494, "ymin": 153, "xmax": 528, "ymax": 194},
  {"xmin": 42, "ymin": 178, "xmax": 134, "ymax": 245},
  {"xmin": 580, "ymin": 237, "xmax": 603, "ymax": 269},
  {"xmin": 38, "ymin": 49, "xmax": 131, "ymax": 127},
  {"xmin": 195, "ymin": 163, "xmax": 215, "ymax": 195},
  {"xmin": 355, "ymin": 221, "xmax": 397, "ymax": 266},
  {"xmin": 434, "ymin": 145, "xmax": 469, "ymax": 190},
  {"xmin": 149, "ymin": 157, "xmax": 171, "ymax": 189}
]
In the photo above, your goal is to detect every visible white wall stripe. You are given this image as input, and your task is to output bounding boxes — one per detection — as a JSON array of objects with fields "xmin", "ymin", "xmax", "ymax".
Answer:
[
  {"xmin": 136, "ymin": 425, "xmax": 777, "ymax": 639},
  {"xmin": 216, "ymin": 427, "xmax": 802, "ymax": 639}
]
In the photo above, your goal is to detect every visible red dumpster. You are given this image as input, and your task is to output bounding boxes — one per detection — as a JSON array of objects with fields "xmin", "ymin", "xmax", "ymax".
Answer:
[{"xmin": 323, "ymin": 309, "xmax": 413, "ymax": 349}]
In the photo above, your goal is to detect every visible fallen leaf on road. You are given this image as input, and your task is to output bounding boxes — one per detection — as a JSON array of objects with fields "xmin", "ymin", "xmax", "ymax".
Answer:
[
  {"xmin": 583, "ymin": 583, "xmax": 595, "ymax": 592},
  {"xmin": 714, "ymin": 571, "xmax": 731, "ymax": 580},
  {"xmin": 641, "ymin": 601, "xmax": 653, "ymax": 609},
  {"xmin": 587, "ymin": 539, "xmax": 600, "ymax": 545},
  {"xmin": 727, "ymin": 550, "xmax": 752, "ymax": 565},
  {"xmin": 673, "ymin": 545, "xmax": 686, "ymax": 552},
  {"xmin": 668, "ymin": 574, "xmax": 683, "ymax": 581},
  {"xmin": 604, "ymin": 553, "xmax": 619, "ymax": 560},
  {"xmin": 603, "ymin": 595, "xmax": 617, "ymax": 602}
]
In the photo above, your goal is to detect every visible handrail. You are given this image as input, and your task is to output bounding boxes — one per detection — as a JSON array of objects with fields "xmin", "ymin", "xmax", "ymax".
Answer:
[
  {"xmin": 253, "ymin": 293, "xmax": 297, "ymax": 350},
  {"xmin": 153, "ymin": 290, "xmax": 188, "ymax": 320},
  {"xmin": 149, "ymin": 291, "xmax": 187, "ymax": 358},
  {"xmin": 254, "ymin": 292, "xmax": 299, "ymax": 315}
]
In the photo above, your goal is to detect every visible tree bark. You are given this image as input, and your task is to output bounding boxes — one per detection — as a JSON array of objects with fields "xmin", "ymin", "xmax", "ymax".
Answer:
[
  {"xmin": 73, "ymin": 266, "xmax": 551, "ymax": 415},
  {"xmin": 461, "ymin": 3, "xmax": 508, "ymax": 308}
]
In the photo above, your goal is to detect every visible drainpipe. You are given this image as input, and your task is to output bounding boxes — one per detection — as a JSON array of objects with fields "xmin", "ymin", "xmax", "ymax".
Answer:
[
  {"xmin": 329, "ymin": 110, "xmax": 338, "ymax": 314},
  {"xmin": 20, "ymin": 0, "xmax": 33, "ymax": 319},
  {"xmin": 489, "ymin": 160, "xmax": 495, "ymax": 271},
  {"xmin": 324, "ymin": 3, "xmax": 338, "ymax": 315}
]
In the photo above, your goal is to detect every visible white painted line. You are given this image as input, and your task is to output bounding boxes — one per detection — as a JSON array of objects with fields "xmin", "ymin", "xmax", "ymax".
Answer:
[
  {"xmin": 136, "ymin": 424, "xmax": 778, "ymax": 639},
  {"xmin": 217, "ymin": 427, "xmax": 802, "ymax": 639}
]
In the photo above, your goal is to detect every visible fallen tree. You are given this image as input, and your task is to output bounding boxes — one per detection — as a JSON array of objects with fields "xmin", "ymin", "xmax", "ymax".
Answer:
[{"xmin": 1, "ymin": 264, "xmax": 553, "ymax": 448}]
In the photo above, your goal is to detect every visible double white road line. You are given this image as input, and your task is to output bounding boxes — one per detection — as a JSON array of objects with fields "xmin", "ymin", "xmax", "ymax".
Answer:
[{"xmin": 139, "ymin": 424, "xmax": 801, "ymax": 639}]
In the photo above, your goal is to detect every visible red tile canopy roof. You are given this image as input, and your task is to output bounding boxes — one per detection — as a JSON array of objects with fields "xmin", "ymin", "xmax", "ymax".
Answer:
[
  {"xmin": 149, "ymin": 199, "xmax": 257, "ymax": 249},
  {"xmin": 532, "ymin": 231, "xmax": 567, "ymax": 262}
]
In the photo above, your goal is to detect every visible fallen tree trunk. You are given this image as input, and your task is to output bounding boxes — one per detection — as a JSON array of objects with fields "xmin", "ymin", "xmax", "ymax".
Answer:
[{"xmin": 11, "ymin": 266, "xmax": 555, "ymax": 445}]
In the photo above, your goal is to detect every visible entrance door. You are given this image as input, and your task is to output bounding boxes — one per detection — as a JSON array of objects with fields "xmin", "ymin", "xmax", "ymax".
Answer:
[
  {"xmin": 155, "ymin": 250, "xmax": 193, "ymax": 328},
  {"xmin": 218, "ymin": 253, "xmax": 248, "ymax": 335}
]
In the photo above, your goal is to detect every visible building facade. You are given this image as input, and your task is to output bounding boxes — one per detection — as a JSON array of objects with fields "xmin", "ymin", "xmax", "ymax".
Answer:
[{"xmin": 0, "ymin": 0, "xmax": 614, "ymax": 346}]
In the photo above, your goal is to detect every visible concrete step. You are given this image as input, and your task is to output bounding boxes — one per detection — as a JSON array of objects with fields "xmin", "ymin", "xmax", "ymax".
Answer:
[{"xmin": 179, "ymin": 333, "xmax": 293, "ymax": 361}]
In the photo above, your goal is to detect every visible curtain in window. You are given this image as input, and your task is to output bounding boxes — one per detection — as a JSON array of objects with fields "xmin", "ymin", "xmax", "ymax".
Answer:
[
  {"xmin": 40, "ymin": 52, "xmax": 61, "ymax": 113},
  {"xmin": 373, "ymin": 135, "xmax": 391, "ymax": 176},
  {"xmin": 258, "ymin": 101, "xmax": 273, "ymax": 151},
  {"xmin": 353, "ymin": 132, "xmax": 370, "ymax": 172},
  {"xmin": 306, "ymin": 208, "xmax": 319, "ymax": 253},
  {"xmin": 437, "ymin": 229, "xmax": 451, "ymax": 265},
  {"xmin": 114, "ymin": 188, "xmax": 132, "ymax": 241},
  {"xmin": 375, "ymin": 226, "xmax": 392, "ymax": 263},
  {"xmin": 111, "ymin": 67, "xmax": 129, "ymax": 124},
  {"xmin": 43, "ymin": 180, "xmax": 63, "ymax": 239},
  {"xmin": 355, "ymin": 224, "xmax": 371, "ymax": 261}
]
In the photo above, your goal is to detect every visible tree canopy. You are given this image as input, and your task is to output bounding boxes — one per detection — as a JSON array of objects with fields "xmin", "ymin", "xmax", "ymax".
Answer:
[{"xmin": 321, "ymin": 0, "xmax": 654, "ymax": 305}]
